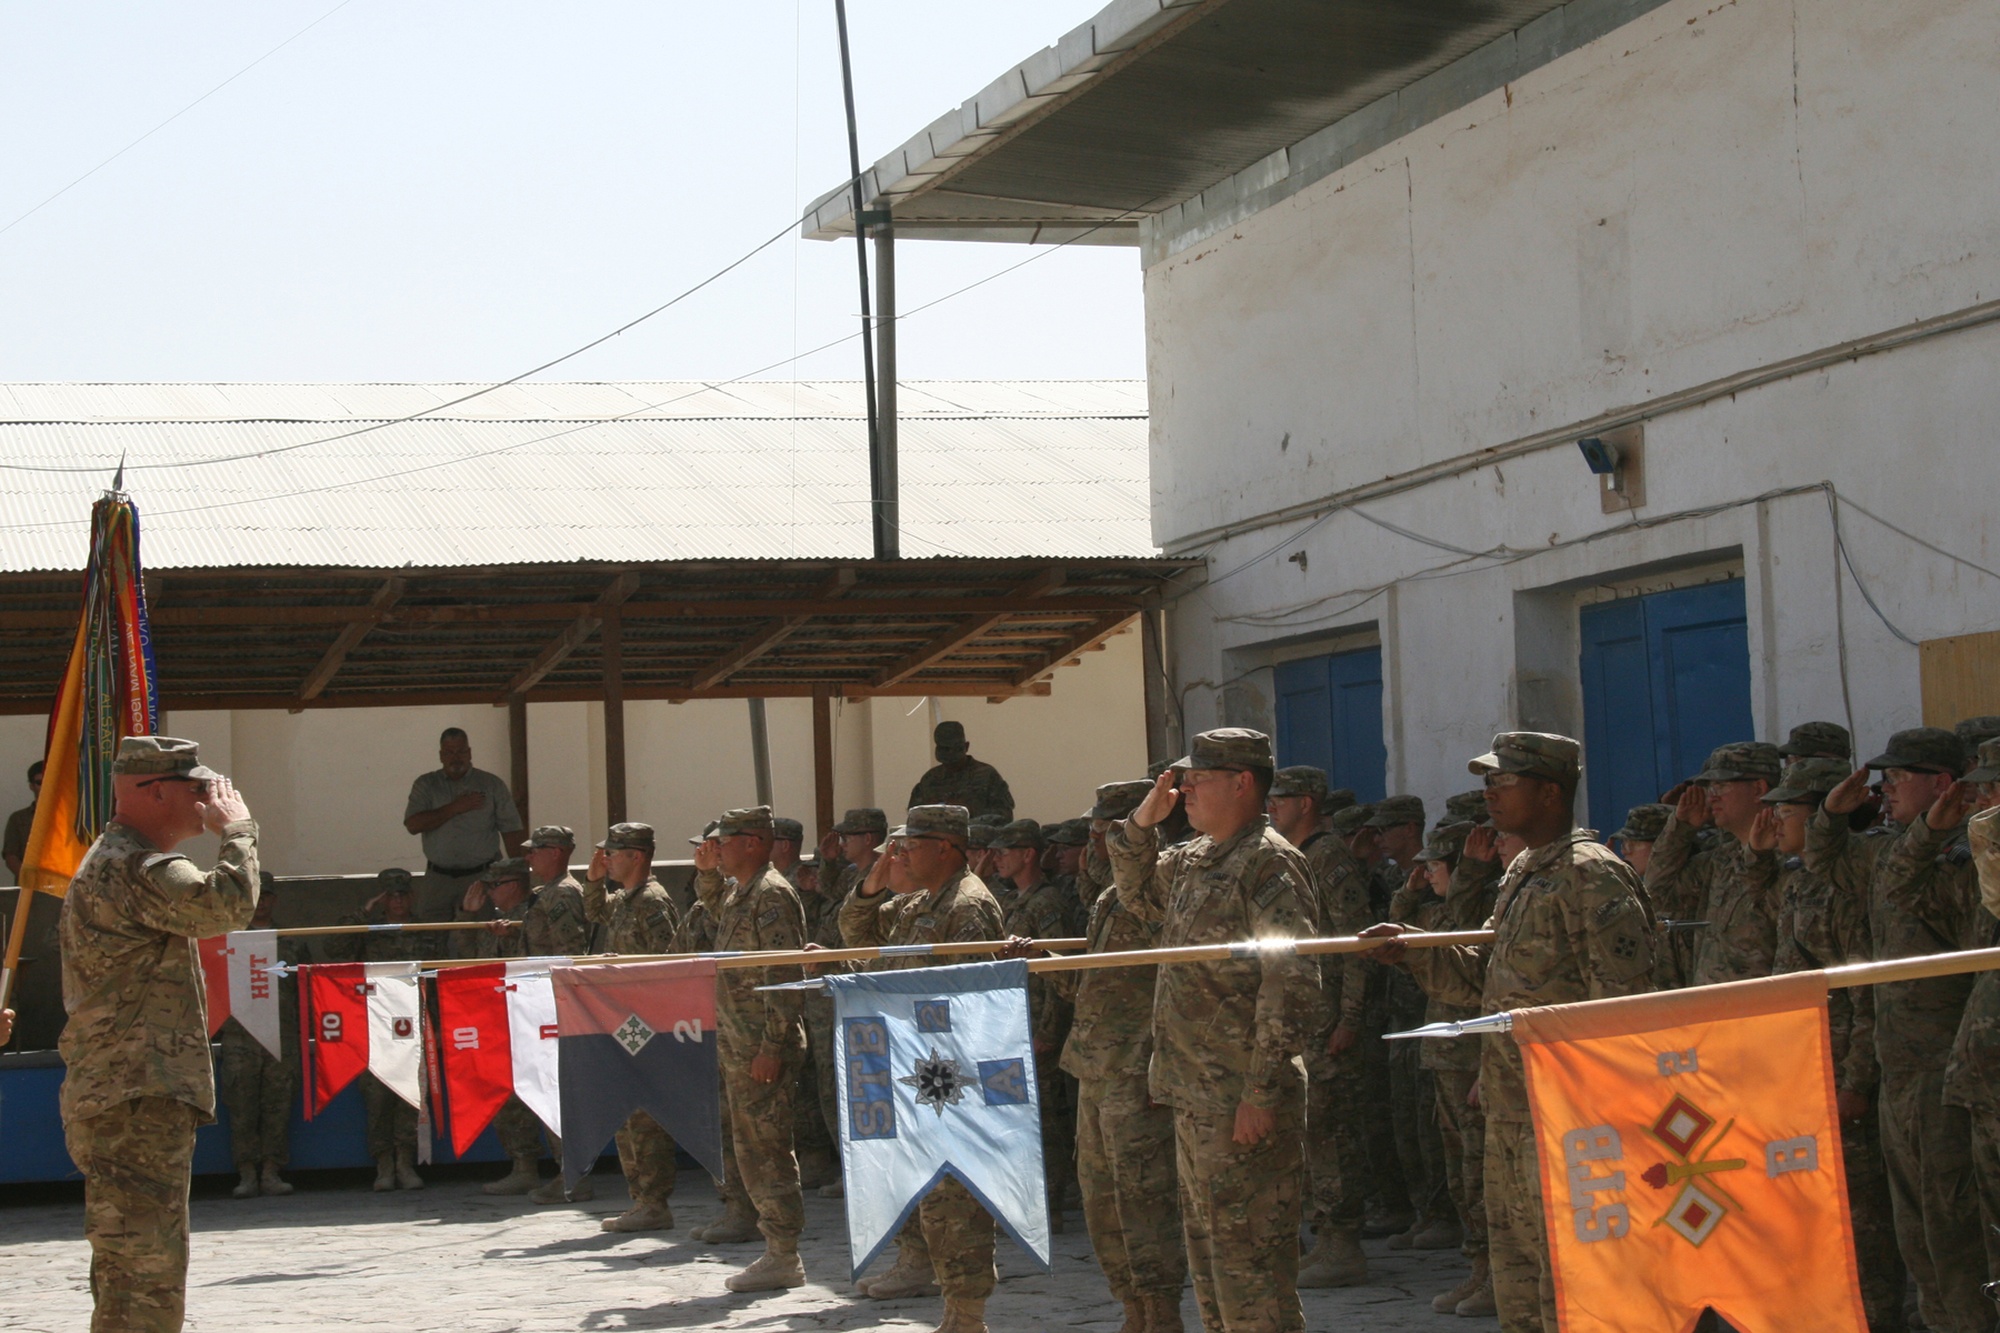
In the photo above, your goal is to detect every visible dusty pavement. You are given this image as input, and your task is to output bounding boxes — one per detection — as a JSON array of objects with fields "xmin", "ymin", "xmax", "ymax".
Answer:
[{"xmin": 0, "ymin": 1165, "xmax": 1491, "ymax": 1331}]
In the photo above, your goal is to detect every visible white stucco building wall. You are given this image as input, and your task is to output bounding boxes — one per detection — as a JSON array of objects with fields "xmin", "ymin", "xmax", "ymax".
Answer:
[{"xmin": 1145, "ymin": 0, "xmax": 2000, "ymax": 816}]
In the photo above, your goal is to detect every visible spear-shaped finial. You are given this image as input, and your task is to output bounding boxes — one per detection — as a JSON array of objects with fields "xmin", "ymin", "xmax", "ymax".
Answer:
[{"xmin": 110, "ymin": 452, "xmax": 126, "ymax": 494}]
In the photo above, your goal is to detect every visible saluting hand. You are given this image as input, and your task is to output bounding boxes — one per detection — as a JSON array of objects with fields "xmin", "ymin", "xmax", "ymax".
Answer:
[
  {"xmin": 587, "ymin": 849, "xmax": 608, "ymax": 881},
  {"xmin": 1131, "ymin": 770, "xmax": 1181, "ymax": 830},
  {"xmin": 1823, "ymin": 767, "xmax": 1872, "ymax": 816},
  {"xmin": 1928, "ymin": 780, "xmax": 1975, "ymax": 831},
  {"xmin": 1747, "ymin": 806, "xmax": 1780, "ymax": 852},
  {"xmin": 461, "ymin": 881, "xmax": 490, "ymax": 913},
  {"xmin": 196, "ymin": 776, "xmax": 251, "ymax": 832},
  {"xmin": 1674, "ymin": 782, "xmax": 1711, "ymax": 830},
  {"xmin": 692, "ymin": 838, "xmax": 721, "ymax": 873},
  {"xmin": 1463, "ymin": 825, "xmax": 1498, "ymax": 864}
]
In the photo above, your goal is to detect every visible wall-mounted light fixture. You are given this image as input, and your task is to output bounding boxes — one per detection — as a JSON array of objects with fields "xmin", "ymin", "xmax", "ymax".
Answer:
[{"xmin": 1577, "ymin": 423, "xmax": 1645, "ymax": 513}]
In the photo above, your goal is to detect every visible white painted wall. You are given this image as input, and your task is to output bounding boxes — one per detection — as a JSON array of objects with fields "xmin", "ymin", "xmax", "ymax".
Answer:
[
  {"xmin": 1146, "ymin": 0, "xmax": 2000, "ymax": 820},
  {"xmin": 0, "ymin": 629, "xmax": 1147, "ymax": 881}
]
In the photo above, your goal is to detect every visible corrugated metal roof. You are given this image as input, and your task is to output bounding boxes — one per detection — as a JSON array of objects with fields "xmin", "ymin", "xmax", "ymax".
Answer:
[{"xmin": 0, "ymin": 380, "xmax": 1152, "ymax": 572}]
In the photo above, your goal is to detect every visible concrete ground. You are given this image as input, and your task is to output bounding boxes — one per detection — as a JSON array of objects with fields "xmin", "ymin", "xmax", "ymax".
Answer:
[{"xmin": 0, "ymin": 1165, "xmax": 1491, "ymax": 1331}]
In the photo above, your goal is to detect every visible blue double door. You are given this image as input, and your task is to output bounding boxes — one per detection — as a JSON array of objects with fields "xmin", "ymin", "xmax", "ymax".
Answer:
[
  {"xmin": 1578, "ymin": 579, "xmax": 1755, "ymax": 837},
  {"xmin": 1274, "ymin": 647, "xmax": 1387, "ymax": 802}
]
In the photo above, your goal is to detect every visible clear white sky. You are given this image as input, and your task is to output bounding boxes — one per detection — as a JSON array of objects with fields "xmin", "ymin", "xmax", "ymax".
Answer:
[{"xmin": 0, "ymin": 1, "xmax": 1146, "ymax": 385}]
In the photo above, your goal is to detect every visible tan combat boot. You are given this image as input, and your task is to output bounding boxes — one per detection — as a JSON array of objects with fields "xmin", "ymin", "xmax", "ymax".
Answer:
[
  {"xmin": 1142, "ymin": 1292, "xmax": 1186, "ymax": 1333},
  {"xmin": 694, "ymin": 1202, "xmax": 762, "ymax": 1244},
  {"xmin": 1296, "ymin": 1230, "xmax": 1368, "ymax": 1288},
  {"xmin": 394, "ymin": 1147, "xmax": 424, "ymax": 1190},
  {"xmin": 482, "ymin": 1156, "xmax": 540, "ymax": 1196},
  {"xmin": 1454, "ymin": 1256, "xmax": 1496, "ymax": 1317},
  {"xmin": 259, "ymin": 1161, "xmax": 294, "ymax": 1196},
  {"xmin": 232, "ymin": 1166, "xmax": 260, "ymax": 1199},
  {"xmin": 601, "ymin": 1202, "xmax": 674, "ymax": 1233},
  {"xmin": 1432, "ymin": 1259, "xmax": 1483, "ymax": 1313},
  {"xmin": 932, "ymin": 1296, "xmax": 987, "ymax": 1333},
  {"xmin": 724, "ymin": 1244, "xmax": 806, "ymax": 1292},
  {"xmin": 860, "ymin": 1253, "xmax": 941, "ymax": 1299},
  {"xmin": 372, "ymin": 1155, "xmax": 396, "ymax": 1192},
  {"xmin": 1114, "ymin": 1296, "xmax": 1147, "ymax": 1333}
]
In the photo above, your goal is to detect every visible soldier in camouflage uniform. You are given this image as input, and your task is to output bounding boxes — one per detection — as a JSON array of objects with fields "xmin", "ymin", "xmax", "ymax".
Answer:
[
  {"xmin": 1761, "ymin": 759, "xmax": 1904, "ymax": 1331},
  {"xmin": 581, "ymin": 822, "xmax": 685, "ymax": 1232},
  {"xmin": 989, "ymin": 818, "xmax": 1079, "ymax": 1230},
  {"xmin": 1813, "ymin": 727, "xmax": 1987, "ymax": 1332},
  {"xmin": 1049, "ymin": 819, "xmax": 1091, "ymax": 931},
  {"xmin": 1265, "ymin": 765, "xmax": 1372, "ymax": 1289},
  {"xmin": 1966, "ymin": 763, "xmax": 2000, "ymax": 1287},
  {"xmin": 1645, "ymin": 742, "xmax": 1784, "ymax": 987},
  {"xmin": 1777, "ymin": 719, "xmax": 1852, "ymax": 770},
  {"xmin": 1390, "ymin": 822, "xmax": 1500, "ymax": 1315},
  {"xmin": 967, "ymin": 816, "xmax": 1004, "ymax": 890},
  {"xmin": 450, "ymin": 855, "xmax": 593, "ymax": 1197},
  {"xmin": 1609, "ymin": 803, "xmax": 1672, "ymax": 877},
  {"xmin": 218, "ymin": 874, "xmax": 301, "ymax": 1199},
  {"xmin": 838, "ymin": 805, "xmax": 1006, "ymax": 1333},
  {"xmin": 1044, "ymin": 779, "xmax": 1185, "ymax": 1333},
  {"xmin": 688, "ymin": 807, "xmax": 812, "ymax": 1291},
  {"xmin": 59, "ymin": 737, "xmax": 259, "ymax": 1333},
  {"xmin": 1379, "ymin": 733, "xmax": 1655, "ymax": 1333},
  {"xmin": 325, "ymin": 868, "xmax": 436, "ymax": 1191},
  {"xmin": 803, "ymin": 808, "xmax": 887, "ymax": 1202},
  {"xmin": 908, "ymin": 721, "xmax": 1015, "ymax": 822},
  {"xmin": 513, "ymin": 825, "xmax": 600, "ymax": 1203},
  {"xmin": 1112, "ymin": 729, "xmax": 1320, "ymax": 1333}
]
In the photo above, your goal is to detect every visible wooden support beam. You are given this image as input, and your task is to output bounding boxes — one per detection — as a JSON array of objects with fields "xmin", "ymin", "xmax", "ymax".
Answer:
[
  {"xmin": 292, "ymin": 577, "xmax": 404, "ymax": 709},
  {"xmin": 1011, "ymin": 613, "xmax": 1136, "ymax": 688},
  {"xmin": 602, "ymin": 614, "xmax": 627, "ymax": 825},
  {"xmin": 868, "ymin": 569, "xmax": 1066, "ymax": 690},
  {"xmin": 685, "ymin": 567, "xmax": 856, "ymax": 690},
  {"xmin": 508, "ymin": 694, "xmax": 530, "ymax": 828},
  {"xmin": 812, "ymin": 689, "xmax": 835, "ymax": 844},
  {"xmin": 500, "ymin": 571, "xmax": 640, "ymax": 700}
]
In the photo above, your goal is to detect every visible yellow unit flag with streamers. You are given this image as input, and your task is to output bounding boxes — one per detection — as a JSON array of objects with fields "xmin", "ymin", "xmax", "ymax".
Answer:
[{"xmin": 1514, "ymin": 972, "xmax": 1867, "ymax": 1333}]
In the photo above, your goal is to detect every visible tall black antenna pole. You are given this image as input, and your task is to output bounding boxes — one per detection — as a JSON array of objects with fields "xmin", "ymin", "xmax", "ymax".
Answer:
[{"xmin": 833, "ymin": 0, "xmax": 893, "ymax": 560}]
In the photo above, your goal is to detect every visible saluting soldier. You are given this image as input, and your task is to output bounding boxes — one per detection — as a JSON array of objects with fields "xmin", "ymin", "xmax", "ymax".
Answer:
[
  {"xmin": 59, "ymin": 737, "xmax": 259, "ymax": 1333},
  {"xmin": 688, "ymin": 806, "xmax": 812, "ymax": 1290},
  {"xmin": 1112, "ymin": 729, "xmax": 1320, "ymax": 1333},
  {"xmin": 582, "ymin": 822, "xmax": 684, "ymax": 1232},
  {"xmin": 836, "ymin": 805, "xmax": 1006, "ymax": 1333},
  {"xmin": 801, "ymin": 808, "xmax": 887, "ymax": 1202},
  {"xmin": 1645, "ymin": 742, "xmax": 1784, "ymax": 986}
]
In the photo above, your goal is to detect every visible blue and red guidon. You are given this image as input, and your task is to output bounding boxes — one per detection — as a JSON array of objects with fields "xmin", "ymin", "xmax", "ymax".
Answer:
[{"xmin": 552, "ymin": 958, "xmax": 723, "ymax": 1190}]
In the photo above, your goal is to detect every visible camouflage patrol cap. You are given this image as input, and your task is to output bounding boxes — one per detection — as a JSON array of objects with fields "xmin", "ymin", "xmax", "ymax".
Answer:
[
  {"xmin": 597, "ymin": 822, "xmax": 656, "ymax": 852},
  {"xmin": 1330, "ymin": 804, "xmax": 1374, "ymax": 835},
  {"xmin": 1777, "ymin": 721, "xmax": 1852, "ymax": 762},
  {"xmin": 483, "ymin": 856, "xmax": 532, "ymax": 886},
  {"xmin": 1038, "ymin": 822, "xmax": 1063, "ymax": 846},
  {"xmin": 1613, "ymin": 803, "xmax": 1674, "ymax": 842},
  {"xmin": 1863, "ymin": 727, "xmax": 1969, "ymax": 776},
  {"xmin": 524, "ymin": 825, "xmax": 576, "ymax": 850},
  {"xmin": 772, "ymin": 817, "xmax": 804, "ymax": 843},
  {"xmin": 1365, "ymin": 794, "xmax": 1426, "ymax": 829},
  {"xmin": 967, "ymin": 822, "xmax": 998, "ymax": 849},
  {"xmin": 1763, "ymin": 758, "xmax": 1852, "ymax": 804},
  {"xmin": 1324, "ymin": 788, "xmax": 1357, "ymax": 814},
  {"xmin": 1469, "ymin": 732, "xmax": 1581, "ymax": 785},
  {"xmin": 1956, "ymin": 716, "xmax": 2000, "ymax": 751},
  {"xmin": 1147, "ymin": 759, "xmax": 1175, "ymax": 780},
  {"xmin": 687, "ymin": 820, "xmax": 720, "ymax": 846},
  {"xmin": 377, "ymin": 867, "xmax": 415, "ymax": 893},
  {"xmin": 1169, "ymin": 728, "xmax": 1275, "ymax": 772},
  {"xmin": 1693, "ymin": 742, "xmax": 1782, "ymax": 785},
  {"xmin": 1963, "ymin": 738, "xmax": 2000, "ymax": 785},
  {"xmin": 1443, "ymin": 790, "xmax": 1488, "ymax": 825},
  {"xmin": 1414, "ymin": 821, "xmax": 1474, "ymax": 863},
  {"xmin": 112, "ymin": 736, "xmax": 220, "ymax": 779},
  {"xmin": 715, "ymin": 806, "xmax": 775, "ymax": 838},
  {"xmin": 989, "ymin": 818, "xmax": 1045, "ymax": 850},
  {"xmin": 904, "ymin": 804, "xmax": 971, "ymax": 843},
  {"xmin": 832, "ymin": 807, "xmax": 889, "ymax": 835},
  {"xmin": 1268, "ymin": 766, "xmax": 1330, "ymax": 800},
  {"xmin": 1050, "ymin": 818, "xmax": 1089, "ymax": 847},
  {"xmin": 1089, "ymin": 780, "xmax": 1152, "ymax": 820}
]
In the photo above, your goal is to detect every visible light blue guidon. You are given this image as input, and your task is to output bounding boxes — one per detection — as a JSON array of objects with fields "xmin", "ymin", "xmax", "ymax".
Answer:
[{"xmin": 826, "ymin": 958, "xmax": 1051, "ymax": 1280}]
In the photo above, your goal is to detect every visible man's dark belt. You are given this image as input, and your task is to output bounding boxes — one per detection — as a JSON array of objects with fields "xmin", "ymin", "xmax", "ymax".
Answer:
[{"xmin": 427, "ymin": 860, "xmax": 494, "ymax": 878}]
